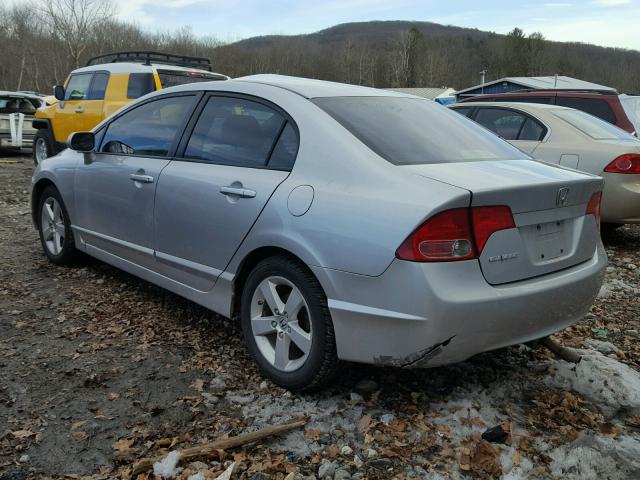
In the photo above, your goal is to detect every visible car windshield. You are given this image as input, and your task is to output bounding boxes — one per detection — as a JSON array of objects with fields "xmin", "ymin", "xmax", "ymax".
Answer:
[
  {"xmin": 312, "ymin": 96, "xmax": 528, "ymax": 165},
  {"xmin": 552, "ymin": 108, "xmax": 633, "ymax": 140},
  {"xmin": 157, "ymin": 69, "xmax": 225, "ymax": 88},
  {"xmin": 0, "ymin": 96, "xmax": 38, "ymax": 115}
]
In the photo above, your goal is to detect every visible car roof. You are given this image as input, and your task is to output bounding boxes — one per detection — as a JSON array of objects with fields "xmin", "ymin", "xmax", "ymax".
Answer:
[
  {"xmin": 233, "ymin": 74, "xmax": 414, "ymax": 99},
  {"xmin": 0, "ymin": 90, "xmax": 43, "ymax": 100},
  {"xmin": 71, "ymin": 62, "xmax": 227, "ymax": 78}
]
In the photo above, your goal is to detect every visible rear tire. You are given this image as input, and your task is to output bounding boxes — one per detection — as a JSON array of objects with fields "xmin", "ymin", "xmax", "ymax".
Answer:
[
  {"xmin": 37, "ymin": 185, "xmax": 80, "ymax": 266},
  {"xmin": 33, "ymin": 129, "xmax": 55, "ymax": 166},
  {"xmin": 240, "ymin": 256, "xmax": 339, "ymax": 391}
]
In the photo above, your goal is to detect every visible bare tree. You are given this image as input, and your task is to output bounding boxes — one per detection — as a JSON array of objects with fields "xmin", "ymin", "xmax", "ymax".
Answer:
[{"xmin": 40, "ymin": 0, "xmax": 114, "ymax": 69}]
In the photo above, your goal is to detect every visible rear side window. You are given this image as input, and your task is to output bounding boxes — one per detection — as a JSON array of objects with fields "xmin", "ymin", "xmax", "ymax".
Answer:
[
  {"xmin": 87, "ymin": 73, "xmax": 109, "ymax": 100},
  {"xmin": 474, "ymin": 108, "xmax": 526, "ymax": 140},
  {"xmin": 268, "ymin": 123, "xmax": 299, "ymax": 170},
  {"xmin": 0, "ymin": 96, "xmax": 37, "ymax": 114},
  {"xmin": 519, "ymin": 118, "xmax": 546, "ymax": 141},
  {"xmin": 127, "ymin": 73, "xmax": 156, "ymax": 99},
  {"xmin": 556, "ymin": 97, "xmax": 616, "ymax": 125},
  {"xmin": 184, "ymin": 96, "xmax": 287, "ymax": 168},
  {"xmin": 64, "ymin": 74, "xmax": 92, "ymax": 100},
  {"xmin": 552, "ymin": 109, "xmax": 631, "ymax": 140},
  {"xmin": 313, "ymin": 97, "xmax": 527, "ymax": 165},
  {"xmin": 157, "ymin": 69, "xmax": 224, "ymax": 88},
  {"xmin": 100, "ymin": 95, "xmax": 195, "ymax": 156}
]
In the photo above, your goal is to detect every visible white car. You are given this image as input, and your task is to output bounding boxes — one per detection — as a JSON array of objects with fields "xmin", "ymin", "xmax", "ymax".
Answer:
[{"xmin": 451, "ymin": 102, "xmax": 640, "ymax": 226}]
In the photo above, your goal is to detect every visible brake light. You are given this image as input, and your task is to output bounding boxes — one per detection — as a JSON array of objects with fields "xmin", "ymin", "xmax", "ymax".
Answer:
[
  {"xmin": 603, "ymin": 154, "xmax": 640, "ymax": 174},
  {"xmin": 472, "ymin": 206, "xmax": 516, "ymax": 253},
  {"xmin": 586, "ymin": 191, "xmax": 602, "ymax": 231},
  {"xmin": 396, "ymin": 206, "xmax": 515, "ymax": 262}
]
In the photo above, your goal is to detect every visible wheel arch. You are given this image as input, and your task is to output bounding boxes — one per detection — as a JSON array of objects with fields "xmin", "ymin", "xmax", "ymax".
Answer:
[
  {"xmin": 31, "ymin": 178, "xmax": 57, "ymax": 228},
  {"xmin": 230, "ymin": 246, "xmax": 328, "ymax": 320}
]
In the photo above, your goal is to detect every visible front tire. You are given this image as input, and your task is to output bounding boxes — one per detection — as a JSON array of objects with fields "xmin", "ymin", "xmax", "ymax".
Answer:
[
  {"xmin": 33, "ymin": 129, "xmax": 55, "ymax": 166},
  {"xmin": 240, "ymin": 256, "xmax": 339, "ymax": 391},
  {"xmin": 37, "ymin": 186, "xmax": 80, "ymax": 265}
]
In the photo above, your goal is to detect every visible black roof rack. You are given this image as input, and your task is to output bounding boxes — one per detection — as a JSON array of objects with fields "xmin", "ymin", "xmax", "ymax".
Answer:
[{"xmin": 86, "ymin": 51, "xmax": 213, "ymax": 72}]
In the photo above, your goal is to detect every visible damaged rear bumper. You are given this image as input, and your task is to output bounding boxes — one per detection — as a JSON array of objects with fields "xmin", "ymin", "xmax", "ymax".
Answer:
[{"xmin": 311, "ymin": 242, "xmax": 606, "ymax": 368}]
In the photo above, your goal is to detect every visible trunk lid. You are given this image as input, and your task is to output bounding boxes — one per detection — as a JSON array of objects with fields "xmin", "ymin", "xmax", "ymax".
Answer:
[{"xmin": 404, "ymin": 160, "xmax": 603, "ymax": 284}]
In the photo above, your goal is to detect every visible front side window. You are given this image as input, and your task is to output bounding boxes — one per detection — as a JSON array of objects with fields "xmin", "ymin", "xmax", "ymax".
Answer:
[
  {"xmin": 100, "ymin": 95, "xmax": 195, "ymax": 156},
  {"xmin": 474, "ymin": 108, "xmax": 527, "ymax": 140},
  {"xmin": 65, "ymin": 74, "xmax": 92, "ymax": 100},
  {"xmin": 313, "ymin": 97, "xmax": 527, "ymax": 165},
  {"xmin": 184, "ymin": 96, "xmax": 287, "ymax": 168}
]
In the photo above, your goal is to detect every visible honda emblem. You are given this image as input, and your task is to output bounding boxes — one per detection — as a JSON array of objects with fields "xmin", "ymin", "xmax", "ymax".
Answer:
[{"xmin": 556, "ymin": 187, "xmax": 570, "ymax": 207}]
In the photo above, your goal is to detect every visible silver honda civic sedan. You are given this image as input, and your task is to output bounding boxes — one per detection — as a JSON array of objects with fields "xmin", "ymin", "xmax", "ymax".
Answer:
[{"xmin": 31, "ymin": 75, "xmax": 606, "ymax": 390}]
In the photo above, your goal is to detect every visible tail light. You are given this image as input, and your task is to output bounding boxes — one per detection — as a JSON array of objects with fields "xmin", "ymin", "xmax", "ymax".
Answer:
[
  {"xmin": 396, "ymin": 206, "xmax": 514, "ymax": 262},
  {"xmin": 603, "ymin": 154, "xmax": 640, "ymax": 174},
  {"xmin": 586, "ymin": 191, "xmax": 602, "ymax": 231}
]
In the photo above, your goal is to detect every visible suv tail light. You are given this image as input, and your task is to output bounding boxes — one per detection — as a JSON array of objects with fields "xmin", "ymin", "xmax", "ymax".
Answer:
[
  {"xmin": 586, "ymin": 191, "xmax": 602, "ymax": 231},
  {"xmin": 603, "ymin": 154, "xmax": 640, "ymax": 174},
  {"xmin": 396, "ymin": 206, "xmax": 515, "ymax": 262}
]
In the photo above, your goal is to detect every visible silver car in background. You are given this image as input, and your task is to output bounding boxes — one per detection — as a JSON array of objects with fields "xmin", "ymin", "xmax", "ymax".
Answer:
[
  {"xmin": 451, "ymin": 102, "xmax": 640, "ymax": 226},
  {"xmin": 31, "ymin": 75, "xmax": 606, "ymax": 390}
]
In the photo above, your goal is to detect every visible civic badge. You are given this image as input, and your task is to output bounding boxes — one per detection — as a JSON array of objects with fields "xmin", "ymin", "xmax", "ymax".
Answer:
[{"xmin": 556, "ymin": 187, "xmax": 570, "ymax": 207}]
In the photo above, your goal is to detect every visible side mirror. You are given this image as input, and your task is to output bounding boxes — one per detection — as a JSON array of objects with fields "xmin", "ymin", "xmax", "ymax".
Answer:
[
  {"xmin": 68, "ymin": 131, "xmax": 95, "ymax": 152},
  {"xmin": 53, "ymin": 85, "xmax": 65, "ymax": 101}
]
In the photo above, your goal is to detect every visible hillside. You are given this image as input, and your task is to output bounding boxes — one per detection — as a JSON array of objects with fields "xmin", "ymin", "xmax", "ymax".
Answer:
[{"xmin": 217, "ymin": 21, "xmax": 640, "ymax": 93}]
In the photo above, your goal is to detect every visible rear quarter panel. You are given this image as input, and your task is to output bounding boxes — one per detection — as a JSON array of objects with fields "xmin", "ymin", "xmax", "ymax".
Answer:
[{"xmin": 222, "ymin": 84, "xmax": 471, "ymax": 277}]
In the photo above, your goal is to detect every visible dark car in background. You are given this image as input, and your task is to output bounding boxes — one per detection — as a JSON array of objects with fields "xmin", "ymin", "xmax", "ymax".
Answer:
[{"xmin": 458, "ymin": 90, "xmax": 637, "ymax": 136}]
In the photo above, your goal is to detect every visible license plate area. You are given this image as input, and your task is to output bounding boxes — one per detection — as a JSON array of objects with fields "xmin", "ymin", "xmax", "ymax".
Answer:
[{"xmin": 523, "ymin": 220, "xmax": 569, "ymax": 263}]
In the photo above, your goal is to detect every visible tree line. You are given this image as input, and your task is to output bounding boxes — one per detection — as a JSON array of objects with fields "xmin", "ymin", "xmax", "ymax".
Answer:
[{"xmin": 1, "ymin": 0, "xmax": 639, "ymax": 95}]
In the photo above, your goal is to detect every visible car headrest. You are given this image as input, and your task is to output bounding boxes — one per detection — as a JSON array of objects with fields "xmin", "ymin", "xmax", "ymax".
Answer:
[{"xmin": 221, "ymin": 115, "xmax": 262, "ymax": 148}]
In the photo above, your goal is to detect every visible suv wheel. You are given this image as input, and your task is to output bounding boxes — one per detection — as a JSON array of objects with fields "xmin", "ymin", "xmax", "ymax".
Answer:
[
  {"xmin": 33, "ymin": 129, "xmax": 55, "ymax": 166},
  {"xmin": 240, "ymin": 256, "xmax": 339, "ymax": 390},
  {"xmin": 37, "ymin": 186, "xmax": 80, "ymax": 265}
]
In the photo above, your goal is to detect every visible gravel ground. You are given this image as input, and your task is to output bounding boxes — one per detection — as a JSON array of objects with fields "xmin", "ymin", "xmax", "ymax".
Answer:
[{"xmin": 1, "ymin": 155, "xmax": 639, "ymax": 480}]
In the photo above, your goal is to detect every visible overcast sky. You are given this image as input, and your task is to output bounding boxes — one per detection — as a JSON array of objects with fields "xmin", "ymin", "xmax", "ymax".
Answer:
[{"xmin": 11, "ymin": 0, "xmax": 639, "ymax": 50}]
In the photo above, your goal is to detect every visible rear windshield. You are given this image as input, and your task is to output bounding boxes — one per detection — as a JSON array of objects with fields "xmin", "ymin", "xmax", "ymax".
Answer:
[
  {"xmin": 552, "ymin": 109, "xmax": 632, "ymax": 140},
  {"xmin": 0, "ymin": 96, "xmax": 39, "ymax": 115},
  {"xmin": 312, "ymin": 97, "xmax": 528, "ymax": 165},
  {"xmin": 157, "ymin": 69, "xmax": 225, "ymax": 88}
]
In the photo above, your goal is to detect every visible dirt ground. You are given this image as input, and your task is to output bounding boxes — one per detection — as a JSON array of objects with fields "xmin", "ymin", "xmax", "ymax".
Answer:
[{"xmin": 1, "ymin": 155, "xmax": 639, "ymax": 480}]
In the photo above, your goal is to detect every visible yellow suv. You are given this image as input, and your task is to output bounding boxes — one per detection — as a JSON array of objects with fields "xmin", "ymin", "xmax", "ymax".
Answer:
[{"xmin": 33, "ymin": 51, "xmax": 228, "ymax": 164}]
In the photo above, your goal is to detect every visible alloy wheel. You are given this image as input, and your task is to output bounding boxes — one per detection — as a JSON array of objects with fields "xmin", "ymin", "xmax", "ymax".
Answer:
[
  {"xmin": 250, "ymin": 276, "xmax": 313, "ymax": 372},
  {"xmin": 35, "ymin": 137, "xmax": 48, "ymax": 164},
  {"xmin": 40, "ymin": 197, "xmax": 65, "ymax": 255}
]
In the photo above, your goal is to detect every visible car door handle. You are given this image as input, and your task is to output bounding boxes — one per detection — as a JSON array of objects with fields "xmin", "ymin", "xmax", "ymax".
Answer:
[
  {"xmin": 130, "ymin": 173, "xmax": 154, "ymax": 183},
  {"xmin": 220, "ymin": 186, "xmax": 256, "ymax": 198},
  {"xmin": 74, "ymin": 106, "xmax": 84, "ymax": 113}
]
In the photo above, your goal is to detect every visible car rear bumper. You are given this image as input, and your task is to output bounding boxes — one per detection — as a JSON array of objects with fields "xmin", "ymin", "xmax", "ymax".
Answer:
[
  {"xmin": 601, "ymin": 173, "xmax": 640, "ymax": 224},
  {"xmin": 312, "ymin": 242, "xmax": 606, "ymax": 367}
]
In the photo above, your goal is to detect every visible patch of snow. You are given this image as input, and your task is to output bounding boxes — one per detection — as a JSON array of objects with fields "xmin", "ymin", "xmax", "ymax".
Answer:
[
  {"xmin": 583, "ymin": 339, "xmax": 621, "ymax": 355},
  {"xmin": 187, "ymin": 474, "xmax": 205, "ymax": 480},
  {"xmin": 153, "ymin": 450, "xmax": 182, "ymax": 479},
  {"xmin": 548, "ymin": 433, "xmax": 640, "ymax": 480},
  {"xmin": 547, "ymin": 349, "xmax": 640, "ymax": 418}
]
